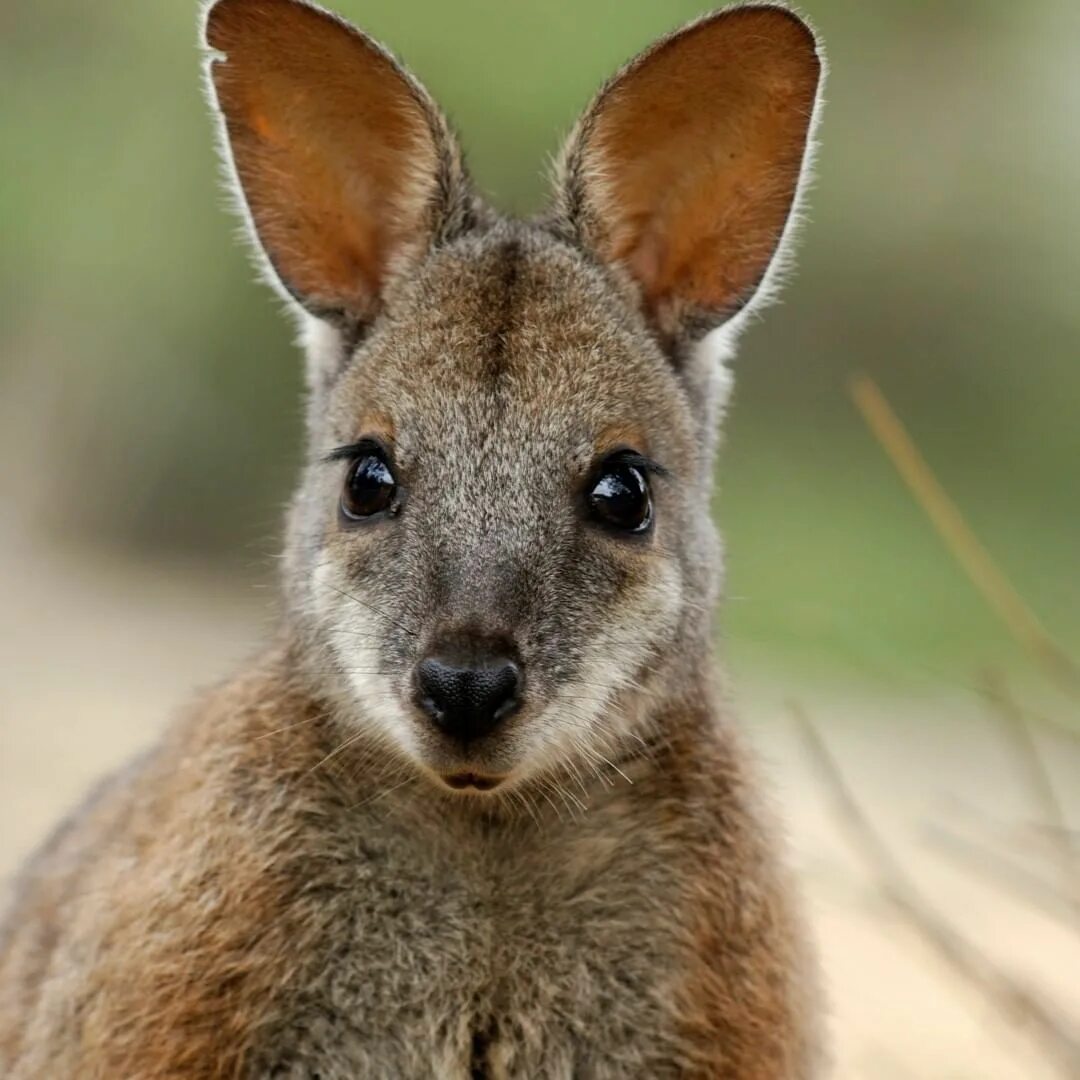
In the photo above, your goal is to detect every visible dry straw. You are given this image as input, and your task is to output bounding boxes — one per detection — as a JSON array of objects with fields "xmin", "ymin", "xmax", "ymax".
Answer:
[{"xmin": 848, "ymin": 373, "xmax": 1079, "ymax": 698}]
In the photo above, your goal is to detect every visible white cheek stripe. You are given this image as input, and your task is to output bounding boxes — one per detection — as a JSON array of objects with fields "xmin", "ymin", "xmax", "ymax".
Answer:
[
  {"xmin": 312, "ymin": 562, "xmax": 418, "ymax": 756},
  {"xmin": 529, "ymin": 560, "xmax": 684, "ymax": 775}
]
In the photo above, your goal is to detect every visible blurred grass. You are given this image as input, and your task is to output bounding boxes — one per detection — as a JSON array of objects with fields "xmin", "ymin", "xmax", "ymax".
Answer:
[{"xmin": 1, "ymin": 0, "xmax": 1078, "ymax": 683}]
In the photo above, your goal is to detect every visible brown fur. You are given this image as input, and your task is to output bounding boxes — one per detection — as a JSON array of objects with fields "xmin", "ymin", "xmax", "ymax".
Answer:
[{"xmin": 0, "ymin": 2, "xmax": 825, "ymax": 1076}]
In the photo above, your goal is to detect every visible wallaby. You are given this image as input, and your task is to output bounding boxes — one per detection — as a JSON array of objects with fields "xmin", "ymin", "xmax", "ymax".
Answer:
[{"xmin": 0, "ymin": 1, "xmax": 825, "ymax": 1076}]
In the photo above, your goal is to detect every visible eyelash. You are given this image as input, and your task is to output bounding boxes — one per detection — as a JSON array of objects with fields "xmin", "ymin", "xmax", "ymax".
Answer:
[
  {"xmin": 596, "ymin": 449, "xmax": 668, "ymax": 480},
  {"xmin": 322, "ymin": 439, "xmax": 392, "ymax": 465}
]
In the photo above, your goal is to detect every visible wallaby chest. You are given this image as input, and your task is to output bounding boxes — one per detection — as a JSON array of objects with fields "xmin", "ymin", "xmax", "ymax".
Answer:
[{"xmin": 253, "ymin": 787, "xmax": 691, "ymax": 1079}]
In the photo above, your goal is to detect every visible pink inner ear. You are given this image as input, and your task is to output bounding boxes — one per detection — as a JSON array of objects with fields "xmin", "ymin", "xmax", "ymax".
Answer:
[
  {"xmin": 579, "ymin": 8, "xmax": 820, "ymax": 327},
  {"xmin": 207, "ymin": 0, "xmax": 440, "ymax": 317},
  {"xmin": 625, "ymin": 229, "xmax": 669, "ymax": 309}
]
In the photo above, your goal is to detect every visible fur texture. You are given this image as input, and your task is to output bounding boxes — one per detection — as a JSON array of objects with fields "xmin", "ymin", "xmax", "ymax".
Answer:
[{"xmin": 0, "ymin": 2, "xmax": 825, "ymax": 1076}]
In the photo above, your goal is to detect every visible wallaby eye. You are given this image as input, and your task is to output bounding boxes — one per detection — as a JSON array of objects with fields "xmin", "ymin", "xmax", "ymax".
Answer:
[
  {"xmin": 341, "ymin": 452, "xmax": 397, "ymax": 521},
  {"xmin": 586, "ymin": 456, "xmax": 653, "ymax": 534}
]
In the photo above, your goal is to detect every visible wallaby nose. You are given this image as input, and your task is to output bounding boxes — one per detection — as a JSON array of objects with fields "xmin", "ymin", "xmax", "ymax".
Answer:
[{"xmin": 415, "ymin": 654, "xmax": 522, "ymax": 742}]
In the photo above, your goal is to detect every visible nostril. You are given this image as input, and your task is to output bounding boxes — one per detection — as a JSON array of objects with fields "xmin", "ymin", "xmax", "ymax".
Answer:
[
  {"xmin": 415, "ymin": 656, "xmax": 522, "ymax": 742},
  {"xmin": 484, "ymin": 661, "xmax": 521, "ymax": 717},
  {"xmin": 489, "ymin": 663, "xmax": 521, "ymax": 722}
]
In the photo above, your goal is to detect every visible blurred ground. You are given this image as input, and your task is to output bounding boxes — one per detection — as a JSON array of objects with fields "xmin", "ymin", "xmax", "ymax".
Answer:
[{"xmin": 2, "ymin": 523, "xmax": 1077, "ymax": 1078}]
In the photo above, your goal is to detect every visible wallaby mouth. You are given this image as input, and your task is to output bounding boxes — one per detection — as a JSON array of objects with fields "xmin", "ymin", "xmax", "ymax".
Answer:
[{"xmin": 441, "ymin": 771, "xmax": 505, "ymax": 793}]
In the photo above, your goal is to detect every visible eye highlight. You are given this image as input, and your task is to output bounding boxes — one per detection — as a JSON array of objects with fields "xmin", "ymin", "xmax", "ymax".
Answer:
[
  {"xmin": 586, "ymin": 453, "xmax": 654, "ymax": 535},
  {"xmin": 339, "ymin": 447, "xmax": 398, "ymax": 521}
]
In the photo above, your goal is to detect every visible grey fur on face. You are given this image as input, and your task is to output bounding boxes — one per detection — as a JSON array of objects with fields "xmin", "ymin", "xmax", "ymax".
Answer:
[{"xmin": 290, "ymin": 226, "xmax": 706, "ymax": 785}]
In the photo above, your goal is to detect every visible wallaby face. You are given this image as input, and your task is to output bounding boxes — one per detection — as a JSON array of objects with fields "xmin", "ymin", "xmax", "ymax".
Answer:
[
  {"xmin": 291, "ymin": 243, "xmax": 702, "ymax": 788},
  {"xmin": 205, "ymin": 0, "xmax": 821, "ymax": 794}
]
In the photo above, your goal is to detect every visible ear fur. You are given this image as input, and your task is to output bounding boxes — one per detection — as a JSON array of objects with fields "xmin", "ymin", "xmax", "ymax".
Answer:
[
  {"xmin": 553, "ymin": 5, "xmax": 823, "ymax": 348},
  {"xmin": 202, "ymin": 0, "xmax": 473, "ymax": 336}
]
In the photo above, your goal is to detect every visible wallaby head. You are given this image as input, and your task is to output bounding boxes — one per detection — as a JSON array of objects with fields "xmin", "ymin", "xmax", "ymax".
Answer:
[{"xmin": 203, "ymin": 0, "xmax": 821, "ymax": 795}]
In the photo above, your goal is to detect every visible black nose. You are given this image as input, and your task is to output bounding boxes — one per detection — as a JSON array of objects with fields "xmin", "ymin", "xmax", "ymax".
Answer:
[{"xmin": 415, "ymin": 654, "xmax": 522, "ymax": 742}]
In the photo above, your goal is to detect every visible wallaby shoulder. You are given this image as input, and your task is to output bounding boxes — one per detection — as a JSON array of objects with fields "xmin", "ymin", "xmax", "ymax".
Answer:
[{"xmin": 0, "ymin": 649, "xmax": 322, "ymax": 1077}]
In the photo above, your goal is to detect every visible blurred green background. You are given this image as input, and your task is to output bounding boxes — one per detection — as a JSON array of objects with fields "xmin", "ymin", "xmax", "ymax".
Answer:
[{"xmin": 2, "ymin": 0, "xmax": 1077, "ymax": 686}]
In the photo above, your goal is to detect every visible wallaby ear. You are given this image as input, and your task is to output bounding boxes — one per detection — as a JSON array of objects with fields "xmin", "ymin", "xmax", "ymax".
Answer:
[
  {"xmin": 203, "ymin": 0, "xmax": 470, "ymax": 328},
  {"xmin": 554, "ymin": 5, "xmax": 822, "ymax": 345}
]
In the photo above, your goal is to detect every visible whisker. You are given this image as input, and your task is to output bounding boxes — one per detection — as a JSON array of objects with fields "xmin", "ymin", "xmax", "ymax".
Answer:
[
  {"xmin": 312, "ymin": 556, "xmax": 427, "ymax": 622},
  {"xmin": 348, "ymin": 775, "xmax": 417, "ymax": 811},
  {"xmin": 319, "ymin": 579, "xmax": 420, "ymax": 638},
  {"xmin": 253, "ymin": 714, "xmax": 327, "ymax": 742},
  {"xmin": 300, "ymin": 663, "xmax": 395, "ymax": 672},
  {"xmin": 532, "ymin": 779, "xmax": 565, "ymax": 821},
  {"xmin": 306, "ymin": 728, "xmax": 371, "ymax": 776}
]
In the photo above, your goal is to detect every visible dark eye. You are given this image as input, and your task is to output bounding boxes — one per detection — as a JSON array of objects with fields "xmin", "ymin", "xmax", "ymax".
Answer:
[
  {"xmin": 586, "ymin": 457, "xmax": 653, "ymax": 534},
  {"xmin": 341, "ymin": 452, "xmax": 397, "ymax": 521}
]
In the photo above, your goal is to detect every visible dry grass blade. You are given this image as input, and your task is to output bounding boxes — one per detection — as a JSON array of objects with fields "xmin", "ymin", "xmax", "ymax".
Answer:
[
  {"xmin": 790, "ymin": 703, "xmax": 1080, "ymax": 1077},
  {"xmin": 980, "ymin": 669, "xmax": 1080, "ymax": 921},
  {"xmin": 849, "ymin": 373, "xmax": 1079, "ymax": 698},
  {"xmin": 922, "ymin": 822, "xmax": 1076, "ymax": 926}
]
